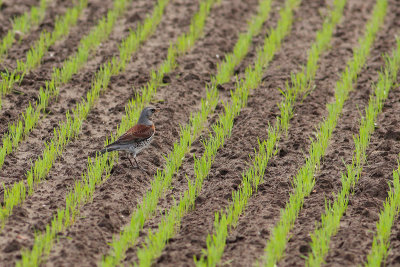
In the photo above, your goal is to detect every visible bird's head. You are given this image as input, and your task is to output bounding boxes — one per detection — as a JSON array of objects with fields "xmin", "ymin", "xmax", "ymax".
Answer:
[{"xmin": 138, "ymin": 106, "xmax": 158, "ymax": 125}]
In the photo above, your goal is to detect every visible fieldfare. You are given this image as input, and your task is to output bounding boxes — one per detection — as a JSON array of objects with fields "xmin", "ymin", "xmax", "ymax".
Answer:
[{"xmin": 100, "ymin": 106, "xmax": 157, "ymax": 169}]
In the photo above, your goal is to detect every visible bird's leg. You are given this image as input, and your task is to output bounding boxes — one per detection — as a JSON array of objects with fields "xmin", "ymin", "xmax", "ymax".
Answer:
[
  {"xmin": 128, "ymin": 154, "xmax": 141, "ymax": 170},
  {"xmin": 134, "ymin": 157, "xmax": 140, "ymax": 169},
  {"xmin": 127, "ymin": 156, "xmax": 135, "ymax": 168},
  {"xmin": 134, "ymin": 157, "xmax": 145, "ymax": 172},
  {"xmin": 134, "ymin": 156, "xmax": 148, "ymax": 174}
]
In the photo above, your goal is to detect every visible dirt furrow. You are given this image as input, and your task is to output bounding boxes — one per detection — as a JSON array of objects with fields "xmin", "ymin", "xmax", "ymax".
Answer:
[
  {"xmin": 0, "ymin": 0, "xmax": 117, "ymax": 134},
  {"xmin": 0, "ymin": 0, "xmax": 157, "ymax": 188},
  {"xmin": 132, "ymin": 0, "xmax": 336, "ymax": 265}
]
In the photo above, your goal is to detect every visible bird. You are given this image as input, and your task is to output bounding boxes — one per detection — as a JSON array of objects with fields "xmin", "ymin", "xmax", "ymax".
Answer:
[{"xmin": 100, "ymin": 106, "xmax": 157, "ymax": 170}]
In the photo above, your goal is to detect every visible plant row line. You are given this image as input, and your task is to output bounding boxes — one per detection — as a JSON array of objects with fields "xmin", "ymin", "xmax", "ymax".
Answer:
[
  {"xmin": 307, "ymin": 37, "xmax": 400, "ymax": 266},
  {"xmin": 259, "ymin": 0, "xmax": 387, "ymax": 266},
  {"xmin": 0, "ymin": 0, "xmax": 137, "ymax": 214},
  {"xmin": 0, "ymin": 0, "xmax": 49, "ymax": 61},
  {"xmin": 0, "ymin": 0, "xmax": 88, "ymax": 106},
  {"xmin": 127, "ymin": 0, "xmax": 302, "ymax": 265},
  {"xmin": 194, "ymin": 0, "xmax": 347, "ymax": 265}
]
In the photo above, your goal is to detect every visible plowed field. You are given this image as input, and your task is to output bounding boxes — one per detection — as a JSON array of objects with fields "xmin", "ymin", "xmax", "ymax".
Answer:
[{"xmin": 0, "ymin": 0, "xmax": 400, "ymax": 266}]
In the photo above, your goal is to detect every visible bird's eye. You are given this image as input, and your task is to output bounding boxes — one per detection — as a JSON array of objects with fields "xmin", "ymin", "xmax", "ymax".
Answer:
[{"xmin": 151, "ymin": 108, "xmax": 156, "ymax": 113}]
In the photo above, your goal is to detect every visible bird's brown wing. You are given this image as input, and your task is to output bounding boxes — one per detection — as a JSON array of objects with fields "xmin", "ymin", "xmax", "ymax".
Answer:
[{"xmin": 114, "ymin": 124, "xmax": 155, "ymax": 145}]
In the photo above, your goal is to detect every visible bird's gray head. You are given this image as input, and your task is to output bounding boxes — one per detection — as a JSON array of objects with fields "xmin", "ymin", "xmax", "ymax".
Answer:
[{"xmin": 138, "ymin": 106, "xmax": 158, "ymax": 125}]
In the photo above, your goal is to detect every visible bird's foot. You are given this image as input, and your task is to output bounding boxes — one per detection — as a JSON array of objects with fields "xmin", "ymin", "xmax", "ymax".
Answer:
[
  {"xmin": 137, "ymin": 166, "xmax": 149, "ymax": 175},
  {"xmin": 130, "ymin": 164, "xmax": 149, "ymax": 174}
]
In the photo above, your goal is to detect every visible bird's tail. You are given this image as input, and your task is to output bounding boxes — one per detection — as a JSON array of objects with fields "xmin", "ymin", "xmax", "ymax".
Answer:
[{"xmin": 99, "ymin": 144, "xmax": 118, "ymax": 154}]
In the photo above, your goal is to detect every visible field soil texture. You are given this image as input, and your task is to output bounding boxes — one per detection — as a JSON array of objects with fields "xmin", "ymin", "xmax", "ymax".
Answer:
[{"xmin": 0, "ymin": 0, "xmax": 400, "ymax": 266}]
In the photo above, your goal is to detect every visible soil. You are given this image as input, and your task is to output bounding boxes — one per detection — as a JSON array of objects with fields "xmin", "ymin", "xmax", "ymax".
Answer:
[{"xmin": 0, "ymin": 0, "xmax": 399, "ymax": 266}]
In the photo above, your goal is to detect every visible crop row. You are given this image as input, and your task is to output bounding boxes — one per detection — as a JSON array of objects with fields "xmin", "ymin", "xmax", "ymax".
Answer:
[
  {"xmin": 0, "ymin": 0, "xmax": 137, "ymax": 226},
  {"xmin": 307, "ymin": 37, "xmax": 400, "ymax": 266},
  {"xmin": 261, "ymin": 0, "xmax": 387, "ymax": 265},
  {"xmin": 195, "ymin": 0, "xmax": 347, "ymax": 265},
  {"xmin": 0, "ymin": 0, "xmax": 88, "ymax": 106},
  {"xmin": 0, "ymin": 0, "xmax": 48, "ymax": 62}
]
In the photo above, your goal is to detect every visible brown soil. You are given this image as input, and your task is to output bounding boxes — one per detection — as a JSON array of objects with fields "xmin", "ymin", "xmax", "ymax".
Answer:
[{"xmin": 0, "ymin": 0, "xmax": 399, "ymax": 266}]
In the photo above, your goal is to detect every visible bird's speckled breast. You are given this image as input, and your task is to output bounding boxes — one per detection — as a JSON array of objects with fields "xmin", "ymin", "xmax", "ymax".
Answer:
[{"xmin": 130, "ymin": 133, "xmax": 154, "ymax": 155}]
